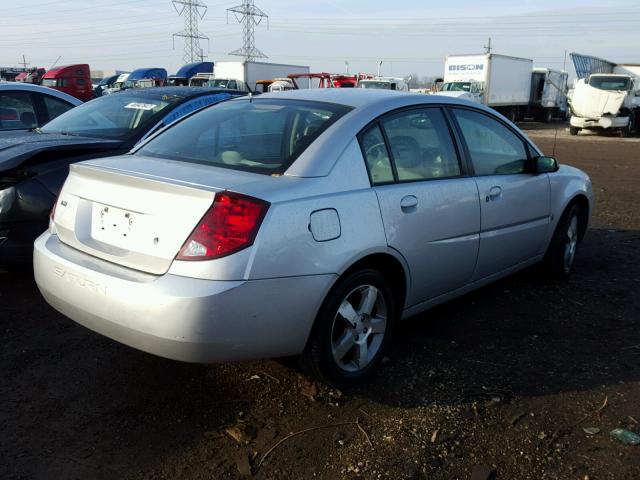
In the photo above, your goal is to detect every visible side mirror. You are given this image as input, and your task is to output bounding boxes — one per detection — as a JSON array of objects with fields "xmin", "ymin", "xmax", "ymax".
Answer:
[{"xmin": 534, "ymin": 155, "xmax": 559, "ymax": 173}]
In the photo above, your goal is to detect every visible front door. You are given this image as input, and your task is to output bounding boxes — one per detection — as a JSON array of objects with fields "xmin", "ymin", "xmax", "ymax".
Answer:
[{"xmin": 450, "ymin": 107, "xmax": 551, "ymax": 280}]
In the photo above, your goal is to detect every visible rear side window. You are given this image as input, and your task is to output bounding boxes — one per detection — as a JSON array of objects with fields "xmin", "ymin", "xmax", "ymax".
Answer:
[
  {"xmin": 381, "ymin": 108, "xmax": 461, "ymax": 181},
  {"xmin": 0, "ymin": 91, "xmax": 37, "ymax": 130},
  {"xmin": 42, "ymin": 95, "xmax": 74, "ymax": 121},
  {"xmin": 360, "ymin": 124, "xmax": 393, "ymax": 184},
  {"xmin": 452, "ymin": 108, "xmax": 528, "ymax": 175},
  {"xmin": 137, "ymin": 99, "xmax": 351, "ymax": 174}
]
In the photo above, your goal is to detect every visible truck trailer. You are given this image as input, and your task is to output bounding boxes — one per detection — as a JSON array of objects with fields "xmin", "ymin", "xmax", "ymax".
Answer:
[
  {"xmin": 211, "ymin": 61, "xmax": 310, "ymax": 92},
  {"xmin": 437, "ymin": 53, "xmax": 533, "ymax": 122}
]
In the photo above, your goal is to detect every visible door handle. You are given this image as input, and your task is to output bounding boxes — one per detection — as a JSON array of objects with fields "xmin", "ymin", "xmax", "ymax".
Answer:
[
  {"xmin": 400, "ymin": 195, "xmax": 418, "ymax": 211},
  {"xmin": 485, "ymin": 186, "xmax": 503, "ymax": 202}
]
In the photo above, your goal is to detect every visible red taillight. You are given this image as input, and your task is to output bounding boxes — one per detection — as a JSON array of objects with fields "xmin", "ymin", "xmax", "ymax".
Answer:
[{"xmin": 177, "ymin": 192, "xmax": 269, "ymax": 261}]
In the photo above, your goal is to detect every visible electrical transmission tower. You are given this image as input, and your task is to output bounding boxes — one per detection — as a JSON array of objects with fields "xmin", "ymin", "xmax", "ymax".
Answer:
[
  {"xmin": 227, "ymin": 0, "xmax": 268, "ymax": 61},
  {"xmin": 172, "ymin": 0, "xmax": 209, "ymax": 64}
]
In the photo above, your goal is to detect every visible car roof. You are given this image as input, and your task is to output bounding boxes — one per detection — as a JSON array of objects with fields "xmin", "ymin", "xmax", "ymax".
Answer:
[
  {"xmin": 0, "ymin": 83, "xmax": 83, "ymax": 105},
  {"xmin": 116, "ymin": 86, "xmax": 245, "ymax": 100},
  {"xmin": 254, "ymin": 88, "xmax": 473, "ymax": 110}
]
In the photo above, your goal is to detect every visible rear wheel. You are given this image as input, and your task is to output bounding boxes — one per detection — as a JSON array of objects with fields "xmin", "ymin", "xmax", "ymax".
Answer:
[
  {"xmin": 301, "ymin": 269, "xmax": 395, "ymax": 386},
  {"xmin": 543, "ymin": 204, "xmax": 582, "ymax": 279}
]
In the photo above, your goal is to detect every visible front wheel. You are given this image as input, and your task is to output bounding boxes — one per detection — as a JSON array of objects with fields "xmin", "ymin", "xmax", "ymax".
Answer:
[
  {"xmin": 301, "ymin": 269, "xmax": 396, "ymax": 386},
  {"xmin": 543, "ymin": 204, "xmax": 582, "ymax": 279},
  {"xmin": 569, "ymin": 126, "xmax": 580, "ymax": 136}
]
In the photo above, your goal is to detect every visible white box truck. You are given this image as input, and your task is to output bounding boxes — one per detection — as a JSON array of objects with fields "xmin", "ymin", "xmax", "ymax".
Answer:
[
  {"xmin": 211, "ymin": 61, "xmax": 310, "ymax": 93},
  {"xmin": 437, "ymin": 53, "xmax": 533, "ymax": 122}
]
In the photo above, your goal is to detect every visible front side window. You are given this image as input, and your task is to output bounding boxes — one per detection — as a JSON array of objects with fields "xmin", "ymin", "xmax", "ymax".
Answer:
[
  {"xmin": 381, "ymin": 108, "xmax": 461, "ymax": 181},
  {"xmin": 452, "ymin": 108, "xmax": 529, "ymax": 176},
  {"xmin": 0, "ymin": 91, "xmax": 37, "ymax": 130},
  {"xmin": 137, "ymin": 99, "xmax": 351, "ymax": 175}
]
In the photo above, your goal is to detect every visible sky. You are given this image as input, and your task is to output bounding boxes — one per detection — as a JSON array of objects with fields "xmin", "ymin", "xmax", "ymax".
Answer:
[{"xmin": 1, "ymin": 0, "xmax": 639, "ymax": 78}]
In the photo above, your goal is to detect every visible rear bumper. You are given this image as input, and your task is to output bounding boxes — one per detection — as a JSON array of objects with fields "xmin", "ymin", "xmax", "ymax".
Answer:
[
  {"xmin": 34, "ymin": 233, "xmax": 336, "ymax": 362},
  {"xmin": 570, "ymin": 115, "xmax": 629, "ymax": 129}
]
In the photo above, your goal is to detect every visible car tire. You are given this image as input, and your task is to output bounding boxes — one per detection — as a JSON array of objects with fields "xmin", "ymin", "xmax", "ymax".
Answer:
[
  {"xmin": 569, "ymin": 126, "xmax": 580, "ymax": 136},
  {"xmin": 543, "ymin": 108, "xmax": 554, "ymax": 123},
  {"xmin": 301, "ymin": 269, "xmax": 396, "ymax": 386},
  {"xmin": 543, "ymin": 204, "xmax": 582, "ymax": 279}
]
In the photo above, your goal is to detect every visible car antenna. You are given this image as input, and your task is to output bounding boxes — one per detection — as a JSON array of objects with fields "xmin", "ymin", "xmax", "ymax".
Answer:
[{"xmin": 552, "ymin": 124, "xmax": 559, "ymax": 157}]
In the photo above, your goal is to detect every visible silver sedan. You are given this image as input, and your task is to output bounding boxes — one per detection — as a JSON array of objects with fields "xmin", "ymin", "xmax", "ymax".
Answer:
[{"xmin": 34, "ymin": 89, "xmax": 593, "ymax": 385}]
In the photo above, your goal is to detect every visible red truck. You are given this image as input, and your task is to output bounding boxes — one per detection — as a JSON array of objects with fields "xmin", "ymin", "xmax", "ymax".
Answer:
[{"xmin": 40, "ymin": 64, "xmax": 92, "ymax": 102}]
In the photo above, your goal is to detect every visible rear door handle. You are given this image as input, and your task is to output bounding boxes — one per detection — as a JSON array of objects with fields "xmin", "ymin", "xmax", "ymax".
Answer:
[
  {"xmin": 400, "ymin": 195, "xmax": 418, "ymax": 211},
  {"xmin": 485, "ymin": 186, "xmax": 503, "ymax": 202}
]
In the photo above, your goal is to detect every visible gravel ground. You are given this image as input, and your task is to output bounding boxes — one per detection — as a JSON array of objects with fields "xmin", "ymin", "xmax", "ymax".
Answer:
[{"xmin": 1, "ymin": 124, "xmax": 639, "ymax": 480}]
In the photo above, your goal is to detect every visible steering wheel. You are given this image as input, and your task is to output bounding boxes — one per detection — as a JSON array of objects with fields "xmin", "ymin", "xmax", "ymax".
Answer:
[{"xmin": 365, "ymin": 141, "xmax": 386, "ymax": 160}]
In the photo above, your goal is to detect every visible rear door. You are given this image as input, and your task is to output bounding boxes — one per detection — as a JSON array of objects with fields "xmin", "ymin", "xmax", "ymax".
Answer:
[
  {"xmin": 361, "ymin": 107, "xmax": 480, "ymax": 307},
  {"xmin": 449, "ymin": 107, "xmax": 551, "ymax": 280}
]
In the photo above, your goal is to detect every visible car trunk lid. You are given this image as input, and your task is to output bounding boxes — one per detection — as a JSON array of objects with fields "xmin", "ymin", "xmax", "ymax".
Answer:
[{"xmin": 53, "ymin": 155, "xmax": 266, "ymax": 274}]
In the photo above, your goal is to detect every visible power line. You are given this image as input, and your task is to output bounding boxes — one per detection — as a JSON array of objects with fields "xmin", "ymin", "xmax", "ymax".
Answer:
[
  {"xmin": 226, "ymin": 0, "xmax": 268, "ymax": 61},
  {"xmin": 172, "ymin": 0, "xmax": 210, "ymax": 63}
]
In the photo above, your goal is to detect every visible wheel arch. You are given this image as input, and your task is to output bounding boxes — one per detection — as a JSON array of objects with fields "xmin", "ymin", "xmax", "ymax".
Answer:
[{"xmin": 566, "ymin": 193, "xmax": 590, "ymax": 241}]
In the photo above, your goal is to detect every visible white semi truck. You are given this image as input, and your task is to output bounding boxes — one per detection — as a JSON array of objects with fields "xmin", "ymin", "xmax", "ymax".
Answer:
[
  {"xmin": 206, "ymin": 61, "xmax": 310, "ymax": 93},
  {"xmin": 569, "ymin": 56, "xmax": 640, "ymax": 137},
  {"xmin": 437, "ymin": 53, "xmax": 533, "ymax": 122}
]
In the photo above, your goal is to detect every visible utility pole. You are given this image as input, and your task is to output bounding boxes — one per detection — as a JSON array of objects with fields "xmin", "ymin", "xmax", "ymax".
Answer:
[
  {"xmin": 172, "ymin": 0, "xmax": 209, "ymax": 64},
  {"xmin": 345, "ymin": 61, "xmax": 350, "ymax": 74},
  {"xmin": 377, "ymin": 60, "xmax": 382, "ymax": 76},
  {"xmin": 20, "ymin": 54, "xmax": 30, "ymax": 70},
  {"xmin": 227, "ymin": 0, "xmax": 268, "ymax": 61},
  {"xmin": 484, "ymin": 37, "xmax": 493, "ymax": 54}
]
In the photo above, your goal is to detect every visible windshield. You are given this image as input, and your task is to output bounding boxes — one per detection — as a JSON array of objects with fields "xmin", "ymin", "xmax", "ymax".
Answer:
[
  {"xmin": 359, "ymin": 81, "xmax": 394, "ymax": 90},
  {"xmin": 207, "ymin": 79, "xmax": 232, "ymax": 88},
  {"xmin": 589, "ymin": 76, "xmax": 631, "ymax": 91},
  {"xmin": 137, "ymin": 99, "xmax": 352, "ymax": 174},
  {"xmin": 41, "ymin": 94, "xmax": 177, "ymax": 139},
  {"xmin": 440, "ymin": 82, "xmax": 471, "ymax": 92}
]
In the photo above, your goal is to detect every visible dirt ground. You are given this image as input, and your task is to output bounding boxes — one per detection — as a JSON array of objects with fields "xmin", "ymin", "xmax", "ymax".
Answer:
[{"xmin": 2, "ymin": 124, "xmax": 639, "ymax": 480}]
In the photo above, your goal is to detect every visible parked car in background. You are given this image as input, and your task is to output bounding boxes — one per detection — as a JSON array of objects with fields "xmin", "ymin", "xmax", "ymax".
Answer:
[
  {"xmin": 359, "ymin": 77, "xmax": 409, "ymax": 91},
  {"xmin": 93, "ymin": 74, "xmax": 124, "ymax": 98},
  {"xmin": 0, "ymin": 83, "xmax": 81, "ymax": 132},
  {"xmin": 102, "ymin": 73, "xmax": 130, "ymax": 95},
  {"xmin": 41, "ymin": 64, "xmax": 93, "ymax": 102},
  {"xmin": 0, "ymin": 87, "xmax": 243, "ymax": 267},
  {"xmin": 34, "ymin": 89, "xmax": 593, "ymax": 385}
]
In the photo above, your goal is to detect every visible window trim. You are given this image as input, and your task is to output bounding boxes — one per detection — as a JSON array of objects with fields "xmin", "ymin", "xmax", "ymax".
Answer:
[
  {"xmin": 357, "ymin": 104, "xmax": 468, "ymax": 187},
  {"xmin": 446, "ymin": 105, "xmax": 537, "ymax": 177}
]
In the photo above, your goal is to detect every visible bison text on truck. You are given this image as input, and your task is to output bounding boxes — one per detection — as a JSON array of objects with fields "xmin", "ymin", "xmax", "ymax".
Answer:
[
  {"xmin": 437, "ymin": 53, "xmax": 532, "ymax": 122},
  {"xmin": 569, "ymin": 53, "xmax": 639, "ymax": 137},
  {"xmin": 210, "ymin": 61, "xmax": 310, "ymax": 92},
  {"xmin": 41, "ymin": 64, "xmax": 92, "ymax": 102}
]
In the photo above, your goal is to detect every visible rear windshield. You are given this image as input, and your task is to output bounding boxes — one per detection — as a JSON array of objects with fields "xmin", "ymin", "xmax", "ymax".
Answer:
[
  {"xmin": 41, "ymin": 93, "xmax": 178, "ymax": 139},
  {"xmin": 137, "ymin": 98, "xmax": 352, "ymax": 174}
]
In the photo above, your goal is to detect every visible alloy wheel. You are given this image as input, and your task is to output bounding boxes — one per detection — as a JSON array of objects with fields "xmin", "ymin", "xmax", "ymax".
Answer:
[{"xmin": 330, "ymin": 285, "xmax": 387, "ymax": 373}]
